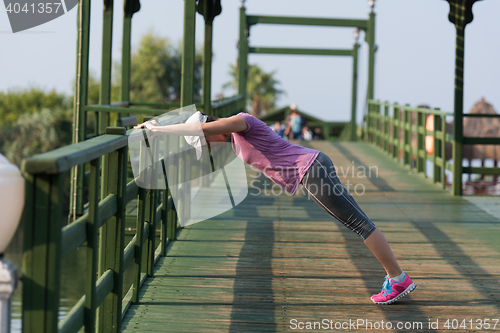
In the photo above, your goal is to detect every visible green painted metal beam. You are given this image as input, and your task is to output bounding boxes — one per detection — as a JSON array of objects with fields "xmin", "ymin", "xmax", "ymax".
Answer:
[
  {"xmin": 198, "ymin": 0, "xmax": 221, "ymax": 116},
  {"xmin": 97, "ymin": 143, "xmax": 127, "ymax": 333},
  {"xmin": 247, "ymin": 15, "xmax": 368, "ymax": 29},
  {"xmin": 452, "ymin": 26, "xmax": 464, "ymax": 196},
  {"xmin": 249, "ymin": 47, "xmax": 353, "ymax": 56},
  {"xmin": 463, "ymin": 137, "xmax": 500, "ymax": 145},
  {"xmin": 446, "ymin": 0, "xmax": 482, "ymax": 195},
  {"xmin": 84, "ymin": 158, "xmax": 100, "ymax": 332},
  {"xmin": 71, "ymin": 0, "xmax": 91, "ymax": 217},
  {"xmin": 98, "ymin": 0, "xmax": 114, "ymax": 134},
  {"xmin": 121, "ymin": 0, "xmax": 140, "ymax": 106},
  {"xmin": 181, "ymin": 0, "xmax": 196, "ymax": 107},
  {"xmin": 238, "ymin": 5, "xmax": 248, "ymax": 97},
  {"xmin": 463, "ymin": 167, "xmax": 500, "ymax": 175},
  {"xmin": 202, "ymin": 23, "xmax": 213, "ymax": 116},
  {"xmin": 367, "ymin": 11, "xmax": 376, "ymax": 101},
  {"xmin": 350, "ymin": 44, "xmax": 359, "ymax": 141}
]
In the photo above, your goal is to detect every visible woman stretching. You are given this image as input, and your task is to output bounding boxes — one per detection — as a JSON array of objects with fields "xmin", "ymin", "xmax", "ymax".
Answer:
[{"xmin": 135, "ymin": 111, "xmax": 416, "ymax": 305}]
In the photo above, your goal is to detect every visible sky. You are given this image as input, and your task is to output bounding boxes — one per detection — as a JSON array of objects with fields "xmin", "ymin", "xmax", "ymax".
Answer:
[{"xmin": 1, "ymin": 0, "xmax": 499, "ymax": 123}]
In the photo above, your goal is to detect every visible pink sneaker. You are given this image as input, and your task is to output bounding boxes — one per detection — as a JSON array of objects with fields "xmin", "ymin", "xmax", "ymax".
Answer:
[{"xmin": 371, "ymin": 273, "xmax": 416, "ymax": 305}]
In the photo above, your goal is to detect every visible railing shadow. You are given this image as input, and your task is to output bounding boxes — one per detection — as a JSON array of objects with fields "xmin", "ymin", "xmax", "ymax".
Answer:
[{"xmin": 229, "ymin": 170, "xmax": 277, "ymax": 332}]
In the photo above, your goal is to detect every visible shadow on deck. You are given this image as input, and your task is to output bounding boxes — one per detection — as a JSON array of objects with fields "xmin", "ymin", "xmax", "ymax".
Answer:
[{"xmin": 122, "ymin": 141, "xmax": 500, "ymax": 333}]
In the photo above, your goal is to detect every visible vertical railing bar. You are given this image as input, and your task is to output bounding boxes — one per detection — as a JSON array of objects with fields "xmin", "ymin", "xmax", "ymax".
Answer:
[
  {"xmin": 441, "ymin": 114, "xmax": 447, "ymax": 190},
  {"xmin": 84, "ymin": 158, "xmax": 100, "ymax": 332},
  {"xmin": 45, "ymin": 173, "xmax": 64, "ymax": 333}
]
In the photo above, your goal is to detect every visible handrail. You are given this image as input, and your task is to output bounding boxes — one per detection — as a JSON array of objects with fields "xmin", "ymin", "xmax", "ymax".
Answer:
[
  {"xmin": 211, "ymin": 95, "xmax": 244, "ymax": 109},
  {"xmin": 85, "ymin": 94, "xmax": 245, "ymax": 119},
  {"xmin": 364, "ymin": 100, "xmax": 500, "ymax": 194},
  {"xmin": 20, "ymin": 95, "xmax": 245, "ymax": 333}
]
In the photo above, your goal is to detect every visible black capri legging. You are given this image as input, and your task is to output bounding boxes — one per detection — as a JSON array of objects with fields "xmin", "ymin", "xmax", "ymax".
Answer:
[{"xmin": 300, "ymin": 152, "xmax": 377, "ymax": 240}]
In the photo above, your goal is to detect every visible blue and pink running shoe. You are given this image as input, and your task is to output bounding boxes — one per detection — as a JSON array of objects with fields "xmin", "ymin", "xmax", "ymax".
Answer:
[{"xmin": 371, "ymin": 273, "xmax": 416, "ymax": 305}]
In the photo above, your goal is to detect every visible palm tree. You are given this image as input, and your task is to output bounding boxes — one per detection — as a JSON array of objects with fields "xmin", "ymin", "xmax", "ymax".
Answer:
[{"xmin": 224, "ymin": 62, "xmax": 284, "ymax": 117}]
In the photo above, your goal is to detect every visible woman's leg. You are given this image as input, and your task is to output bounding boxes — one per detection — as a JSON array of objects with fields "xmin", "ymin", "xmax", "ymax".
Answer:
[
  {"xmin": 301, "ymin": 152, "xmax": 402, "ymax": 277},
  {"xmin": 363, "ymin": 229, "xmax": 402, "ymax": 278}
]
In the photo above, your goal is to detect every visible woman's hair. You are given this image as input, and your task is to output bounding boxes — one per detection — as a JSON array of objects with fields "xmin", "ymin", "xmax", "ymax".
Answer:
[{"xmin": 200, "ymin": 112, "xmax": 219, "ymax": 123}]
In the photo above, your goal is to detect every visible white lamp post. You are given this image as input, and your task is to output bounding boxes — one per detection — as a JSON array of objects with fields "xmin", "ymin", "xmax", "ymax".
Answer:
[{"xmin": 0, "ymin": 154, "xmax": 24, "ymax": 333}]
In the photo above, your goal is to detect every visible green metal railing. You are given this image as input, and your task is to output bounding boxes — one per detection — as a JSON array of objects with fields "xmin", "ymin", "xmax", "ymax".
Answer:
[
  {"xmin": 365, "ymin": 100, "xmax": 452, "ymax": 189},
  {"xmin": 21, "ymin": 96, "xmax": 244, "ymax": 333},
  {"xmin": 365, "ymin": 100, "xmax": 500, "ymax": 193}
]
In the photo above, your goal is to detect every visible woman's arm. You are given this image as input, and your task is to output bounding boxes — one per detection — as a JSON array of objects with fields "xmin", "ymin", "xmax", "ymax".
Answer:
[
  {"xmin": 135, "ymin": 115, "xmax": 248, "ymax": 136},
  {"xmin": 201, "ymin": 115, "xmax": 248, "ymax": 136}
]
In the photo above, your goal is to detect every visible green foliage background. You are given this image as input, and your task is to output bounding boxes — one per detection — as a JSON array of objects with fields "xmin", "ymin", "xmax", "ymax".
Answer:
[{"xmin": 0, "ymin": 32, "xmax": 202, "ymax": 166}]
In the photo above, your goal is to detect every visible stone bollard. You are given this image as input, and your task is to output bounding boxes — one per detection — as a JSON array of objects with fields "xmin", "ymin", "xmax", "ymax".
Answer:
[
  {"xmin": 0, "ymin": 154, "xmax": 25, "ymax": 333},
  {"xmin": 0, "ymin": 257, "xmax": 19, "ymax": 333}
]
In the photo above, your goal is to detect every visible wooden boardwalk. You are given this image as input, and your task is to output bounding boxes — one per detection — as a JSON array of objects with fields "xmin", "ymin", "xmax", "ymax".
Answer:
[{"xmin": 122, "ymin": 142, "xmax": 500, "ymax": 333}]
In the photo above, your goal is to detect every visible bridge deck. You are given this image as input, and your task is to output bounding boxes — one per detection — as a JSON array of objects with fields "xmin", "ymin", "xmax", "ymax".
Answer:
[{"xmin": 122, "ymin": 142, "xmax": 500, "ymax": 333}]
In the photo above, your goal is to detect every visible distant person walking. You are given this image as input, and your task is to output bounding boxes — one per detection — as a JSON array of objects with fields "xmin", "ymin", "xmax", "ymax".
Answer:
[
  {"xmin": 287, "ymin": 104, "xmax": 303, "ymax": 140},
  {"xmin": 272, "ymin": 121, "xmax": 285, "ymax": 138},
  {"xmin": 302, "ymin": 125, "xmax": 313, "ymax": 141}
]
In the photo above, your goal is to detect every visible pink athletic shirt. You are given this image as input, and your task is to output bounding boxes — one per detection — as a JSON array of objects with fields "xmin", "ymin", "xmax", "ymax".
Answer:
[{"xmin": 231, "ymin": 112, "xmax": 320, "ymax": 195}]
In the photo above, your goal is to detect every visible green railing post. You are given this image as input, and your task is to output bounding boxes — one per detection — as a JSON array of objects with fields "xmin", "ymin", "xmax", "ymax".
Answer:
[
  {"xmin": 84, "ymin": 158, "xmax": 100, "ymax": 332},
  {"xmin": 70, "ymin": 0, "xmax": 91, "ymax": 218},
  {"xmin": 364, "ymin": 102, "xmax": 370, "ymax": 142},
  {"xmin": 160, "ymin": 135, "xmax": 169, "ymax": 256},
  {"xmin": 97, "ymin": 128, "xmax": 127, "ymax": 333},
  {"xmin": 198, "ymin": 0, "xmax": 221, "ymax": 117},
  {"xmin": 161, "ymin": 189, "xmax": 169, "ymax": 256},
  {"xmin": 143, "ymin": 188, "xmax": 155, "ymax": 277},
  {"xmin": 433, "ymin": 113, "xmax": 440, "ymax": 183},
  {"xmin": 98, "ymin": 0, "xmax": 114, "ymax": 134},
  {"xmin": 367, "ymin": 7, "xmax": 376, "ymax": 102},
  {"xmin": 417, "ymin": 111, "xmax": 424, "ymax": 174},
  {"xmin": 393, "ymin": 103, "xmax": 400, "ymax": 160},
  {"xmin": 181, "ymin": 0, "xmax": 196, "ymax": 107},
  {"xmin": 146, "ymin": 136, "xmax": 159, "ymax": 277},
  {"xmin": 441, "ymin": 113, "xmax": 447, "ymax": 189},
  {"xmin": 350, "ymin": 43, "xmax": 359, "ymax": 141},
  {"xmin": 133, "ymin": 187, "xmax": 145, "ymax": 304},
  {"xmin": 202, "ymin": 22, "xmax": 213, "ymax": 116},
  {"xmin": 180, "ymin": 0, "xmax": 196, "ymax": 224},
  {"xmin": 238, "ymin": 3, "xmax": 248, "ymax": 98},
  {"xmin": 403, "ymin": 105, "xmax": 410, "ymax": 166},
  {"xmin": 451, "ymin": 29, "xmax": 464, "ymax": 195},
  {"xmin": 376, "ymin": 101, "xmax": 381, "ymax": 147},
  {"xmin": 167, "ymin": 136, "xmax": 179, "ymax": 242},
  {"xmin": 384, "ymin": 102, "xmax": 389, "ymax": 152},
  {"xmin": 121, "ymin": 0, "xmax": 140, "ymax": 107},
  {"xmin": 445, "ymin": 0, "xmax": 482, "ymax": 195},
  {"xmin": 22, "ymin": 173, "xmax": 64, "ymax": 333}
]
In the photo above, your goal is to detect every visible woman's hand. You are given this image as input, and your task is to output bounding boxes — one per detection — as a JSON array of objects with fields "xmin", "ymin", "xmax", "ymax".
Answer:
[{"xmin": 134, "ymin": 119, "xmax": 160, "ymax": 132}]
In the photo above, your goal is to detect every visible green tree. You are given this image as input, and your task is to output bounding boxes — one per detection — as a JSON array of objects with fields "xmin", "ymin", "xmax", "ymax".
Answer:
[
  {"xmin": 0, "ymin": 108, "xmax": 72, "ymax": 166},
  {"xmin": 224, "ymin": 63, "xmax": 284, "ymax": 117},
  {"xmin": 0, "ymin": 86, "xmax": 71, "ymax": 128},
  {"xmin": 110, "ymin": 31, "xmax": 203, "ymax": 104}
]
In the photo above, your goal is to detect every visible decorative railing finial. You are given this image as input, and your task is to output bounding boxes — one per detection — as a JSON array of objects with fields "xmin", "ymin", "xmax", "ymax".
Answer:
[{"xmin": 241, "ymin": 0, "xmax": 246, "ymax": 9}]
